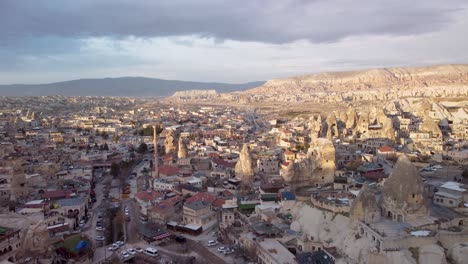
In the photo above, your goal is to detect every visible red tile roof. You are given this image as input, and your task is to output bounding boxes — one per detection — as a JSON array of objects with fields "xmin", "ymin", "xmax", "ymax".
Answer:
[
  {"xmin": 185, "ymin": 192, "xmax": 216, "ymax": 205},
  {"xmin": 212, "ymin": 198, "xmax": 226, "ymax": 208},
  {"xmin": 151, "ymin": 195, "xmax": 182, "ymax": 213},
  {"xmin": 378, "ymin": 146, "xmax": 394, "ymax": 152},
  {"xmin": 42, "ymin": 190, "xmax": 72, "ymax": 199},
  {"xmin": 212, "ymin": 157, "xmax": 236, "ymax": 168},
  {"xmin": 158, "ymin": 165, "xmax": 180, "ymax": 176},
  {"xmin": 219, "ymin": 190, "xmax": 234, "ymax": 198},
  {"xmin": 135, "ymin": 190, "xmax": 164, "ymax": 202}
]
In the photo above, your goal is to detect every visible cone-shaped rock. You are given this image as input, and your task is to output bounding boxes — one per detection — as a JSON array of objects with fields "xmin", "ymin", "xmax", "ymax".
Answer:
[
  {"xmin": 177, "ymin": 137, "xmax": 188, "ymax": 159},
  {"xmin": 235, "ymin": 144, "xmax": 254, "ymax": 184},
  {"xmin": 381, "ymin": 155, "xmax": 427, "ymax": 221}
]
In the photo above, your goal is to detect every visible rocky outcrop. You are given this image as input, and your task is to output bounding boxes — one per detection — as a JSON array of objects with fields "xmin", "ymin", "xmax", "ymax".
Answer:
[
  {"xmin": 164, "ymin": 130, "xmax": 176, "ymax": 154},
  {"xmin": 418, "ymin": 244, "xmax": 447, "ymax": 264},
  {"xmin": 449, "ymin": 243, "xmax": 468, "ymax": 264},
  {"xmin": 172, "ymin": 89, "xmax": 218, "ymax": 97},
  {"xmin": 237, "ymin": 64, "xmax": 468, "ymax": 103},
  {"xmin": 349, "ymin": 184, "xmax": 381, "ymax": 224},
  {"xmin": 177, "ymin": 137, "xmax": 188, "ymax": 159},
  {"xmin": 381, "ymin": 155, "xmax": 427, "ymax": 220},
  {"xmin": 282, "ymin": 138, "xmax": 335, "ymax": 185},
  {"xmin": 235, "ymin": 144, "xmax": 254, "ymax": 184}
]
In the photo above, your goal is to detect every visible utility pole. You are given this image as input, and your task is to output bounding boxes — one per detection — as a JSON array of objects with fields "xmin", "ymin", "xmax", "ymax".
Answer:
[{"xmin": 153, "ymin": 125, "xmax": 159, "ymax": 179}]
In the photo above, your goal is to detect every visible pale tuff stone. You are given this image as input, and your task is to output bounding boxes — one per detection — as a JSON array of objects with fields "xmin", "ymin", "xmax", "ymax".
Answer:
[
  {"xmin": 350, "ymin": 184, "xmax": 381, "ymax": 224},
  {"xmin": 449, "ymin": 243, "xmax": 468, "ymax": 264},
  {"xmin": 418, "ymin": 244, "xmax": 447, "ymax": 264},
  {"xmin": 235, "ymin": 144, "xmax": 254, "ymax": 184},
  {"xmin": 381, "ymin": 155, "xmax": 427, "ymax": 220},
  {"xmin": 177, "ymin": 137, "xmax": 188, "ymax": 159},
  {"xmin": 165, "ymin": 130, "xmax": 176, "ymax": 154}
]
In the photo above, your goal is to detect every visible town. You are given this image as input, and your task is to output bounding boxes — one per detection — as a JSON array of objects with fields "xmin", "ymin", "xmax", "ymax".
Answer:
[{"xmin": 0, "ymin": 93, "xmax": 467, "ymax": 264}]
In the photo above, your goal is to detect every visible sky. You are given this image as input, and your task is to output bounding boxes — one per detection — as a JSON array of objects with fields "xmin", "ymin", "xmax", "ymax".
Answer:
[{"xmin": 1, "ymin": 0, "xmax": 468, "ymax": 84}]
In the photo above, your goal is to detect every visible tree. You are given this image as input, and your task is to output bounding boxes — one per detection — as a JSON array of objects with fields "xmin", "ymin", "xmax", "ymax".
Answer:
[
  {"xmin": 463, "ymin": 169, "xmax": 468, "ymax": 179},
  {"xmin": 110, "ymin": 162, "xmax": 120, "ymax": 178},
  {"xmin": 103, "ymin": 143, "xmax": 109, "ymax": 151},
  {"xmin": 136, "ymin": 142, "xmax": 148, "ymax": 154}
]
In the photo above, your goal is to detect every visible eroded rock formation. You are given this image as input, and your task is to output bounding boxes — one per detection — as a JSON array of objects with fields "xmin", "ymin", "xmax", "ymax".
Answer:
[
  {"xmin": 381, "ymin": 155, "xmax": 427, "ymax": 221},
  {"xmin": 235, "ymin": 144, "xmax": 254, "ymax": 184},
  {"xmin": 177, "ymin": 137, "xmax": 188, "ymax": 159}
]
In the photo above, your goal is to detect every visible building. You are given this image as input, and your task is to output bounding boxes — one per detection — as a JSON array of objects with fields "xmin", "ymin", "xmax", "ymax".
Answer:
[
  {"xmin": 257, "ymin": 157, "xmax": 279, "ymax": 174},
  {"xmin": 182, "ymin": 200, "xmax": 217, "ymax": 231},
  {"xmin": 433, "ymin": 181, "xmax": 467, "ymax": 208},
  {"xmin": 257, "ymin": 238, "xmax": 296, "ymax": 264}
]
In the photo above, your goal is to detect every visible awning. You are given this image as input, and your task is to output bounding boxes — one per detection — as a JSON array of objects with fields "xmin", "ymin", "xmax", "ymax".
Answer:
[{"xmin": 154, "ymin": 232, "xmax": 171, "ymax": 240}]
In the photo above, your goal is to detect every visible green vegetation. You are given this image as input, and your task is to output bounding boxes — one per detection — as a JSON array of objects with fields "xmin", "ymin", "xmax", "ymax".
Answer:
[
  {"xmin": 408, "ymin": 247, "xmax": 419, "ymax": 263},
  {"xmin": 463, "ymin": 169, "xmax": 468, "ymax": 179},
  {"xmin": 136, "ymin": 142, "xmax": 148, "ymax": 153},
  {"xmin": 62, "ymin": 234, "xmax": 90, "ymax": 254},
  {"xmin": 110, "ymin": 162, "xmax": 120, "ymax": 178}
]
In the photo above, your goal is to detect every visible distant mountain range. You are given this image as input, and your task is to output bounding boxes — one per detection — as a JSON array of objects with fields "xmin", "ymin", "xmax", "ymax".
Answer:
[{"xmin": 0, "ymin": 77, "xmax": 265, "ymax": 97}]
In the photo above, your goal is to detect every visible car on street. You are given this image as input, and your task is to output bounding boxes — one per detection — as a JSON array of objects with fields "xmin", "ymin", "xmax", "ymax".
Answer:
[
  {"xmin": 135, "ymin": 247, "xmax": 144, "ymax": 253},
  {"xmin": 144, "ymin": 247, "xmax": 159, "ymax": 257},
  {"xmin": 79, "ymin": 220, "xmax": 85, "ymax": 227},
  {"xmin": 217, "ymin": 246, "xmax": 226, "ymax": 252},
  {"xmin": 121, "ymin": 251, "xmax": 130, "ymax": 258},
  {"xmin": 108, "ymin": 245, "xmax": 119, "ymax": 251},
  {"xmin": 207, "ymin": 240, "xmax": 218, "ymax": 247},
  {"xmin": 223, "ymin": 248, "xmax": 234, "ymax": 255},
  {"xmin": 95, "ymin": 236, "xmax": 105, "ymax": 241},
  {"xmin": 175, "ymin": 236, "xmax": 187, "ymax": 243}
]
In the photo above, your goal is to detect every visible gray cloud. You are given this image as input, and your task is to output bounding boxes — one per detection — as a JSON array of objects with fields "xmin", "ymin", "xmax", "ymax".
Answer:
[{"xmin": 1, "ymin": 0, "xmax": 466, "ymax": 44}]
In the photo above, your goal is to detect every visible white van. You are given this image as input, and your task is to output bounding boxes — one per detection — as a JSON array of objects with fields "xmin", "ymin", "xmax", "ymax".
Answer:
[{"xmin": 144, "ymin": 247, "xmax": 159, "ymax": 257}]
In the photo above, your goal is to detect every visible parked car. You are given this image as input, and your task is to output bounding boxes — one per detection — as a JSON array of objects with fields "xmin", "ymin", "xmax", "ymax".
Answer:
[
  {"xmin": 108, "ymin": 244, "xmax": 119, "ymax": 251},
  {"xmin": 135, "ymin": 247, "xmax": 144, "ymax": 253},
  {"xmin": 79, "ymin": 220, "xmax": 85, "ymax": 227},
  {"xmin": 175, "ymin": 236, "xmax": 187, "ymax": 243},
  {"xmin": 144, "ymin": 247, "xmax": 159, "ymax": 257},
  {"xmin": 207, "ymin": 240, "xmax": 218, "ymax": 247},
  {"xmin": 95, "ymin": 236, "xmax": 105, "ymax": 241},
  {"xmin": 121, "ymin": 251, "xmax": 130, "ymax": 258},
  {"xmin": 116, "ymin": 241, "xmax": 125, "ymax": 246},
  {"xmin": 223, "ymin": 248, "xmax": 234, "ymax": 255},
  {"xmin": 127, "ymin": 248, "xmax": 137, "ymax": 255},
  {"xmin": 217, "ymin": 246, "xmax": 226, "ymax": 252},
  {"xmin": 96, "ymin": 226, "xmax": 105, "ymax": 231}
]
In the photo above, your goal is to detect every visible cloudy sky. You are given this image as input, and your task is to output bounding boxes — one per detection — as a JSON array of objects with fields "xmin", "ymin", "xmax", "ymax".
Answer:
[{"xmin": 1, "ymin": 0, "xmax": 468, "ymax": 84}]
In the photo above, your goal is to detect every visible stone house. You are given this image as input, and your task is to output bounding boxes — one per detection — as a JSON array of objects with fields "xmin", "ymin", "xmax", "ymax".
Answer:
[
  {"xmin": 182, "ymin": 200, "xmax": 217, "ymax": 231},
  {"xmin": 433, "ymin": 181, "xmax": 467, "ymax": 208}
]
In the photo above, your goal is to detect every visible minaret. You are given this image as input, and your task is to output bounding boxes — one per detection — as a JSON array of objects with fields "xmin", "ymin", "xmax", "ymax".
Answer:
[{"xmin": 153, "ymin": 125, "xmax": 159, "ymax": 178}]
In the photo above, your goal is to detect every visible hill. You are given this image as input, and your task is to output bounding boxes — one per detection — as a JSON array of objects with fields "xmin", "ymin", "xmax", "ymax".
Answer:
[
  {"xmin": 0, "ymin": 77, "xmax": 264, "ymax": 97},
  {"xmin": 232, "ymin": 64, "xmax": 468, "ymax": 103}
]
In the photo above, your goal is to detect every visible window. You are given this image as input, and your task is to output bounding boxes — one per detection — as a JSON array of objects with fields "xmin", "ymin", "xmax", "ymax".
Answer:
[{"xmin": 449, "ymin": 200, "xmax": 453, "ymax": 205}]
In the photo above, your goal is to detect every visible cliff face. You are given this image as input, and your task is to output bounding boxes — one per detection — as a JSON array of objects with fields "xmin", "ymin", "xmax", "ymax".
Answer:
[
  {"xmin": 246, "ymin": 64, "xmax": 468, "ymax": 94},
  {"xmin": 237, "ymin": 64, "xmax": 468, "ymax": 103}
]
